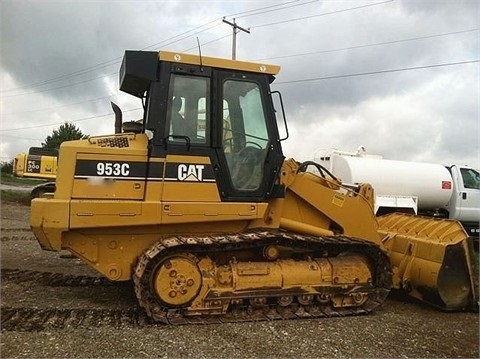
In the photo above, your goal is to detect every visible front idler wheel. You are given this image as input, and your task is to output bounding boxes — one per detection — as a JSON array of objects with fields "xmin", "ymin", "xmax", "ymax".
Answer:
[{"xmin": 152, "ymin": 254, "xmax": 202, "ymax": 307}]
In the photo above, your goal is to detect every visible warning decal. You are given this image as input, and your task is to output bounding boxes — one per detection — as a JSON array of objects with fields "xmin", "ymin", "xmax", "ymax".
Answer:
[
  {"xmin": 332, "ymin": 194, "xmax": 345, "ymax": 207},
  {"xmin": 442, "ymin": 181, "xmax": 452, "ymax": 189}
]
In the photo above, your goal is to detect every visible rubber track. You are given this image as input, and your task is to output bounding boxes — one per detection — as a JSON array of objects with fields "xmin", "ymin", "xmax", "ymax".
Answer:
[{"xmin": 133, "ymin": 230, "xmax": 392, "ymax": 324}]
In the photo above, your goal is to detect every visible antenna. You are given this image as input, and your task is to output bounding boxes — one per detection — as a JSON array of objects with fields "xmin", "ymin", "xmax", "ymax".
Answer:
[{"xmin": 196, "ymin": 37, "xmax": 203, "ymax": 71}]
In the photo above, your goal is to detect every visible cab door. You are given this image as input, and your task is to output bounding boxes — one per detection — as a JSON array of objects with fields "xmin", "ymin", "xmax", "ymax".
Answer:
[
  {"xmin": 160, "ymin": 68, "xmax": 220, "ymax": 203},
  {"xmin": 212, "ymin": 70, "xmax": 284, "ymax": 202}
]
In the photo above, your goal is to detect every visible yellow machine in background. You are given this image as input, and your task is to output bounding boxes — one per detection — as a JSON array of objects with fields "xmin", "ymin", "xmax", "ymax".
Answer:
[
  {"xmin": 30, "ymin": 50, "xmax": 478, "ymax": 324},
  {"xmin": 13, "ymin": 147, "xmax": 58, "ymax": 180},
  {"xmin": 12, "ymin": 147, "xmax": 58, "ymax": 198}
]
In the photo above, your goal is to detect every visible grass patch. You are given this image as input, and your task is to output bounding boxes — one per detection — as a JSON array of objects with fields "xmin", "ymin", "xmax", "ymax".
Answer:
[
  {"xmin": 0, "ymin": 172, "xmax": 48, "ymax": 186},
  {"xmin": 1, "ymin": 189, "xmax": 31, "ymax": 206}
]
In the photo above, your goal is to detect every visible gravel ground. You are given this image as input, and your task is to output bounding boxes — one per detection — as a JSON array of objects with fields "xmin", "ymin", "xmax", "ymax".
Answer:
[{"xmin": 1, "ymin": 200, "xmax": 479, "ymax": 359}]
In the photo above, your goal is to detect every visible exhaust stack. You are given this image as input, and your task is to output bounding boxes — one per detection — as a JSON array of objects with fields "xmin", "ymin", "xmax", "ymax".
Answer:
[{"xmin": 111, "ymin": 102, "xmax": 122, "ymax": 134}]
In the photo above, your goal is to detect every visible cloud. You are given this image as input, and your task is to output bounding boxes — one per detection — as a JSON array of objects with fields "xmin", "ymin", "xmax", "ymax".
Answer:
[
  {"xmin": 1, "ymin": 0, "xmax": 478, "ymax": 170},
  {"xmin": 282, "ymin": 65, "xmax": 479, "ymax": 167}
]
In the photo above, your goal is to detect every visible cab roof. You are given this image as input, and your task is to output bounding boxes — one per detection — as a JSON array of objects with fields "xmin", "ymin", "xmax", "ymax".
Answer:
[
  {"xmin": 159, "ymin": 51, "xmax": 280, "ymax": 75},
  {"xmin": 120, "ymin": 50, "xmax": 280, "ymax": 98}
]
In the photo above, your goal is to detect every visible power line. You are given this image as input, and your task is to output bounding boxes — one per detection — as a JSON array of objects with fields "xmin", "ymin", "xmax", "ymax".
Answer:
[
  {"xmin": 1, "ymin": 134, "xmax": 44, "ymax": 141},
  {"xmin": 2, "ymin": 72, "xmax": 117, "ymax": 98},
  {"xmin": 0, "ymin": 1, "xmax": 396, "ymax": 98},
  {"xmin": 1, "ymin": 0, "xmax": 474, "ymax": 124},
  {"xmin": 250, "ymin": 0, "xmax": 394, "ymax": 29},
  {"xmin": 139, "ymin": 0, "xmax": 307, "ymax": 51},
  {"xmin": 0, "ymin": 114, "xmax": 112, "ymax": 132},
  {"xmin": 275, "ymin": 59, "xmax": 480, "ymax": 85},
  {"xmin": 0, "ymin": 27, "xmax": 217, "ymax": 95},
  {"xmin": 1, "ymin": 0, "xmax": 304, "ymax": 94},
  {"xmin": 2, "ymin": 59, "xmax": 477, "ymax": 133},
  {"xmin": 254, "ymin": 29, "xmax": 479, "ymax": 61},
  {"xmin": 0, "ymin": 134, "xmax": 42, "ymax": 142},
  {"xmin": 7, "ymin": 26, "xmax": 471, "ymax": 100},
  {"xmin": 6, "ymin": 22, "xmax": 473, "ymax": 99},
  {"xmin": 0, "ymin": 107, "xmax": 142, "ymax": 132},
  {"xmin": 0, "ymin": 23, "xmax": 231, "ymax": 97},
  {"xmin": 140, "ymin": 19, "xmax": 223, "ymax": 51},
  {"xmin": 182, "ymin": 33, "xmax": 233, "ymax": 53},
  {"xmin": 2, "ymin": 95, "xmax": 117, "ymax": 116},
  {"xmin": 233, "ymin": 0, "xmax": 318, "ymax": 19},
  {"xmin": 2, "ymin": 28, "xmax": 477, "ymax": 116},
  {"xmin": 1, "ymin": 61, "xmax": 120, "ymax": 94}
]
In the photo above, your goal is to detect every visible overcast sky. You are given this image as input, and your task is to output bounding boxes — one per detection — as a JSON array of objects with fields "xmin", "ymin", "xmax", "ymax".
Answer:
[{"xmin": 1, "ymin": 0, "xmax": 479, "ymax": 168}]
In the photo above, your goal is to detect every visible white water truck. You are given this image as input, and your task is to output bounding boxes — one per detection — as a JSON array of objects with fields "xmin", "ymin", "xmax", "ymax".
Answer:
[{"xmin": 316, "ymin": 147, "xmax": 480, "ymax": 238}]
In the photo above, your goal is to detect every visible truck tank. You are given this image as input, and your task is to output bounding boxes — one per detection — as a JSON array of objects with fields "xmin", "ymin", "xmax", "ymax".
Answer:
[{"xmin": 325, "ymin": 154, "xmax": 453, "ymax": 210}]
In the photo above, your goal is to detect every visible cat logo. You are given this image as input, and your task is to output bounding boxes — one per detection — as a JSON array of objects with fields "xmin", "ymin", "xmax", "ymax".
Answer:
[{"xmin": 177, "ymin": 164, "xmax": 205, "ymax": 181}]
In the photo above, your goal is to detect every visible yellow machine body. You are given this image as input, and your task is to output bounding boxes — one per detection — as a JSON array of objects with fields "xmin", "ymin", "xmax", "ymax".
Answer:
[
  {"xmin": 13, "ymin": 147, "xmax": 58, "ymax": 180},
  {"xmin": 378, "ymin": 213, "xmax": 478, "ymax": 310},
  {"xmin": 31, "ymin": 50, "xmax": 477, "ymax": 323}
]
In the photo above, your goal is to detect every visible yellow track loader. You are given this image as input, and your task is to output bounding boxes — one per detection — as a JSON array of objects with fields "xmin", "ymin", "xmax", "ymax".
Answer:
[{"xmin": 30, "ymin": 50, "xmax": 478, "ymax": 323}]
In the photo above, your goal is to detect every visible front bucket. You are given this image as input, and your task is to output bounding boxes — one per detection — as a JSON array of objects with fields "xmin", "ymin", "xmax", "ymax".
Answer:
[{"xmin": 377, "ymin": 213, "xmax": 478, "ymax": 311}]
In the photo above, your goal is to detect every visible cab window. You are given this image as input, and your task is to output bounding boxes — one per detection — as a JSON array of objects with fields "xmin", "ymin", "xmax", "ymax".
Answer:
[
  {"xmin": 166, "ymin": 74, "xmax": 209, "ymax": 144},
  {"xmin": 461, "ymin": 168, "xmax": 480, "ymax": 189}
]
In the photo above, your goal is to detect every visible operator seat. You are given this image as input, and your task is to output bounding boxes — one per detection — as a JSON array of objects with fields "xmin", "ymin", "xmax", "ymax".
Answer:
[{"xmin": 171, "ymin": 97, "xmax": 196, "ymax": 140}]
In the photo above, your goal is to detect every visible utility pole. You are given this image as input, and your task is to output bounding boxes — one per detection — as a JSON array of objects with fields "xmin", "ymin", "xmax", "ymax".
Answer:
[{"xmin": 222, "ymin": 18, "xmax": 250, "ymax": 60}]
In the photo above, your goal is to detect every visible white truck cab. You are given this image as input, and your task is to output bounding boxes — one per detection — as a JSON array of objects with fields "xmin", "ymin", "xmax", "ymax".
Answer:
[{"xmin": 446, "ymin": 165, "xmax": 480, "ymax": 237}]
